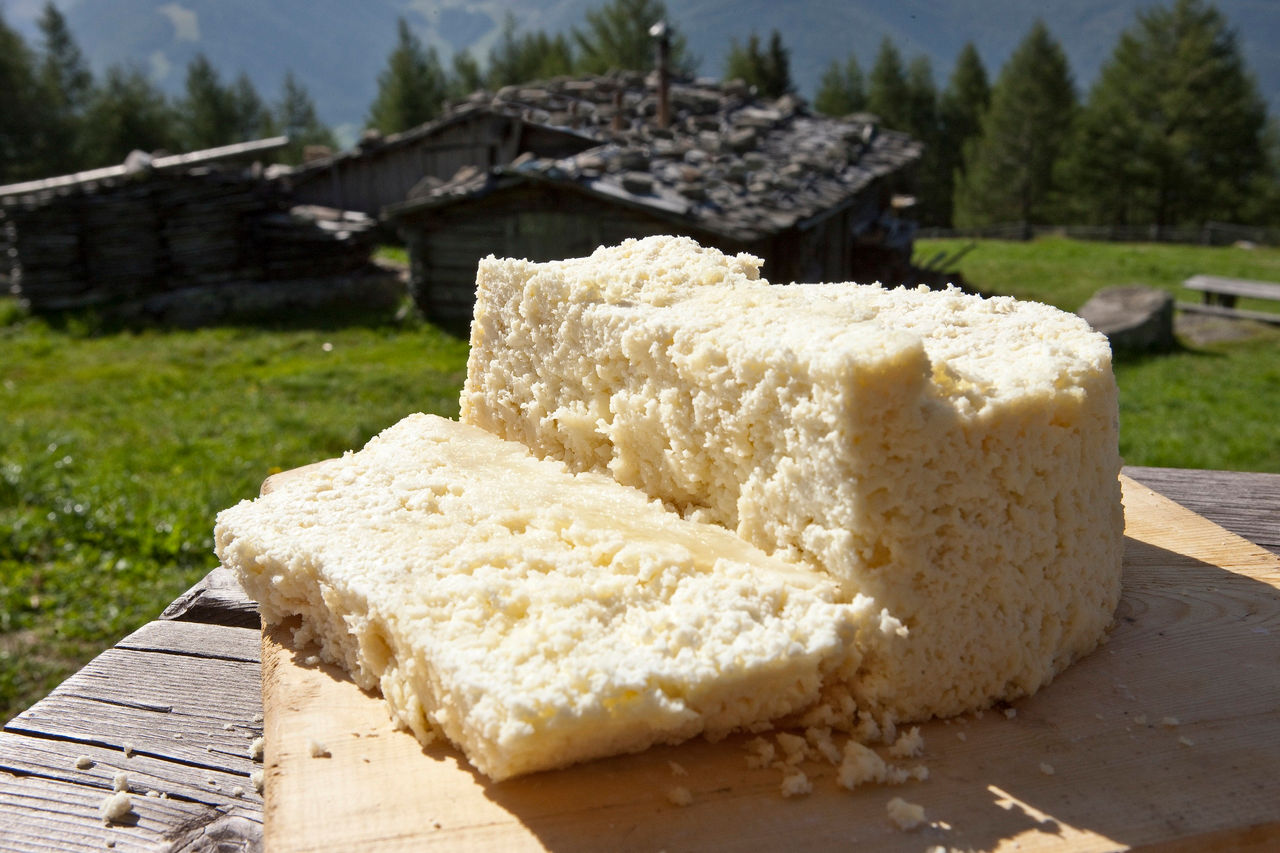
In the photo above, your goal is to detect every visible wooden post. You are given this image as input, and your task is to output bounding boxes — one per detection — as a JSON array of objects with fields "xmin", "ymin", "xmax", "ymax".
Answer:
[{"xmin": 650, "ymin": 20, "xmax": 671, "ymax": 130}]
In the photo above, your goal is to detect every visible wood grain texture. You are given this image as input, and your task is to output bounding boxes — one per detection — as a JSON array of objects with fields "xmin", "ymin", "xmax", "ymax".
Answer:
[
  {"xmin": 0, "ymin": 625, "xmax": 266, "ymax": 852},
  {"xmin": 258, "ymin": 476, "xmax": 1280, "ymax": 852},
  {"xmin": 1125, "ymin": 466, "xmax": 1280, "ymax": 555}
]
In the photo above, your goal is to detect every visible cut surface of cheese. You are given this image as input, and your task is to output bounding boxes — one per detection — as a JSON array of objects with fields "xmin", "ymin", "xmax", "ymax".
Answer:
[
  {"xmin": 460, "ymin": 235, "xmax": 1125, "ymax": 722},
  {"xmin": 215, "ymin": 413, "xmax": 871, "ymax": 780}
]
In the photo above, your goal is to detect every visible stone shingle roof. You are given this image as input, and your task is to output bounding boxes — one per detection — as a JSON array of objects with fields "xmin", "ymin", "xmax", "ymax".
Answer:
[{"xmin": 386, "ymin": 72, "xmax": 922, "ymax": 242}]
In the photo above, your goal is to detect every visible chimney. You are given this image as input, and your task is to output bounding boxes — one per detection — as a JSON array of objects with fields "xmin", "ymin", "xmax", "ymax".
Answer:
[{"xmin": 649, "ymin": 20, "xmax": 671, "ymax": 130}]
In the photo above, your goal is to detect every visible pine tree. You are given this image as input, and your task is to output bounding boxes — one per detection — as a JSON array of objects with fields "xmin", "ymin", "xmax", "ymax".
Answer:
[
  {"xmin": 1063, "ymin": 0, "xmax": 1268, "ymax": 230},
  {"xmin": 813, "ymin": 56, "xmax": 866, "ymax": 117},
  {"xmin": 179, "ymin": 54, "xmax": 242, "ymax": 150},
  {"xmin": 486, "ymin": 13, "xmax": 574, "ymax": 89},
  {"xmin": 0, "ymin": 10, "xmax": 48, "ymax": 183},
  {"xmin": 903, "ymin": 56, "xmax": 947, "ymax": 225},
  {"xmin": 80, "ymin": 63, "xmax": 180, "ymax": 167},
  {"xmin": 572, "ymin": 0, "xmax": 694, "ymax": 75},
  {"xmin": 276, "ymin": 71, "xmax": 337, "ymax": 163},
  {"xmin": 367, "ymin": 17, "xmax": 450, "ymax": 134},
  {"xmin": 937, "ymin": 43, "xmax": 990, "ymax": 224},
  {"xmin": 953, "ymin": 21, "xmax": 1077, "ymax": 231},
  {"xmin": 866, "ymin": 37, "xmax": 910, "ymax": 131},
  {"xmin": 230, "ymin": 72, "xmax": 276, "ymax": 142},
  {"xmin": 35, "ymin": 1, "xmax": 93, "ymax": 174},
  {"xmin": 724, "ymin": 29, "xmax": 792, "ymax": 98},
  {"xmin": 939, "ymin": 43, "xmax": 989, "ymax": 163}
]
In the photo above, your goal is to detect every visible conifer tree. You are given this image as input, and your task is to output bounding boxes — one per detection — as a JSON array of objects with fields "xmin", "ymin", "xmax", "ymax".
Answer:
[
  {"xmin": 724, "ymin": 30, "xmax": 792, "ymax": 98},
  {"xmin": 276, "ymin": 72, "xmax": 337, "ymax": 163},
  {"xmin": 367, "ymin": 17, "xmax": 450, "ymax": 134},
  {"xmin": 0, "ymin": 10, "xmax": 47, "ymax": 183},
  {"xmin": 813, "ymin": 55, "xmax": 866, "ymax": 117},
  {"xmin": 36, "ymin": 1, "xmax": 93, "ymax": 174},
  {"xmin": 486, "ymin": 13, "xmax": 574, "ymax": 89},
  {"xmin": 866, "ymin": 37, "xmax": 911, "ymax": 131},
  {"xmin": 953, "ymin": 21, "xmax": 1076, "ymax": 231},
  {"xmin": 179, "ymin": 54, "xmax": 242, "ymax": 150},
  {"xmin": 938, "ymin": 43, "xmax": 990, "ymax": 224},
  {"xmin": 572, "ymin": 0, "xmax": 694, "ymax": 75},
  {"xmin": 1063, "ymin": 0, "xmax": 1268, "ymax": 230},
  {"xmin": 80, "ymin": 63, "xmax": 180, "ymax": 167}
]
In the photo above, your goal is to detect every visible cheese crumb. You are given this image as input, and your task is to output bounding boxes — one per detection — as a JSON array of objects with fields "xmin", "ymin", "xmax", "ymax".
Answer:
[
  {"xmin": 805, "ymin": 726, "xmax": 842, "ymax": 764},
  {"xmin": 1161, "ymin": 716, "xmax": 1180, "ymax": 728},
  {"xmin": 956, "ymin": 731, "xmax": 967, "ymax": 742},
  {"xmin": 232, "ymin": 785, "xmax": 246, "ymax": 797},
  {"xmin": 888, "ymin": 726, "xmax": 924, "ymax": 759},
  {"xmin": 145, "ymin": 790, "xmax": 160, "ymax": 798},
  {"xmin": 308, "ymin": 739, "xmax": 331, "ymax": 758},
  {"xmin": 1178, "ymin": 736, "xmax": 1195, "ymax": 747},
  {"xmin": 111, "ymin": 772, "xmax": 128, "ymax": 792},
  {"xmin": 1004, "ymin": 708, "xmax": 1017, "ymax": 720},
  {"xmin": 1039, "ymin": 762, "xmax": 1056, "ymax": 776},
  {"xmin": 668, "ymin": 760, "xmax": 687, "ymax": 777},
  {"xmin": 666, "ymin": 785, "xmax": 693, "ymax": 806},
  {"xmin": 249, "ymin": 736, "xmax": 265, "ymax": 761},
  {"xmin": 98, "ymin": 791, "xmax": 132, "ymax": 823},
  {"xmin": 121, "ymin": 742, "xmax": 135, "ymax": 757},
  {"xmin": 745, "ymin": 737, "xmax": 776, "ymax": 769},
  {"xmin": 886, "ymin": 797, "xmax": 926, "ymax": 830},
  {"xmin": 250, "ymin": 770, "xmax": 265, "ymax": 792},
  {"xmin": 776, "ymin": 732, "xmax": 811, "ymax": 766},
  {"xmin": 837, "ymin": 741, "xmax": 887, "ymax": 790},
  {"xmin": 253, "ymin": 713, "xmax": 264, "ymax": 724},
  {"xmin": 780, "ymin": 769, "xmax": 812, "ymax": 798},
  {"xmin": 74, "ymin": 755, "xmax": 94, "ymax": 770}
]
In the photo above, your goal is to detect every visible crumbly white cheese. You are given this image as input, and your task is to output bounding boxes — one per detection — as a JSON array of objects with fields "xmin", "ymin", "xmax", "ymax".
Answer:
[
  {"xmin": 461, "ymin": 235, "xmax": 1124, "ymax": 722},
  {"xmin": 216, "ymin": 414, "xmax": 872, "ymax": 781},
  {"xmin": 98, "ymin": 791, "xmax": 132, "ymax": 823},
  {"xmin": 886, "ymin": 796, "xmax": 926, "ymax": 830},
  {"xmin": 111, "ymin": 771, "xmax": 128, "ymax": 792},
  {"xmin": 666, "ymin": 785, "xmax": 693, "ymax": 806}
]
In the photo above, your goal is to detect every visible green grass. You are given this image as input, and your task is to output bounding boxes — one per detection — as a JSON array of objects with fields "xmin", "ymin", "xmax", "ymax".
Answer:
[
  {"xmin": 0, "ymin": 305, "xmax": 470, "ymax": 722},
  {"xmin": 914, "ymin": 235, "xmax": 1280, "ymax": 312},
  {"xmin": 3, "ymin": 236, "xmax": 1279, "ymax": 721},
  {"xmin": 916, "ymin": 236, "xmax": 1280, "ymax": 473}
]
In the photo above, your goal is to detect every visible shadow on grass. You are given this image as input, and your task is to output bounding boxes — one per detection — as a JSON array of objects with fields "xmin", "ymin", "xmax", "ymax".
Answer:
[{"xmin": 12, "ymin": 295, "xmax": 471, "ymax": 341}]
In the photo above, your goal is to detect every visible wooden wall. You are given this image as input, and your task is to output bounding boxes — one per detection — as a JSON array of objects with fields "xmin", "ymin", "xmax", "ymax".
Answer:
[
  {"xmin": 289, "ymin": 114, "xmax": 598, "ymax": 216},
  {"xmin": 396, "ymin": 182, "xmax": 744, "ymax": 329}
]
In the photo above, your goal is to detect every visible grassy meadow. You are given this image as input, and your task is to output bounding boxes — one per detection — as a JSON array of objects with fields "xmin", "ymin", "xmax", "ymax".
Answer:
[{"xmin": 3, "ymin": 236, "xmax": 1279, "ymax": 720}]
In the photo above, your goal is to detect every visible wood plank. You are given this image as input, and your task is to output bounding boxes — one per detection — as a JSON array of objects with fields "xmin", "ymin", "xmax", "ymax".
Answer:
[
  {"xmin": 1125, "ymin": 465, "xmax": 1280, "ymax": 555},
  {"xmin": 257, "ymin": 476, "xmax": 1280, "ymax": 852},
  {"xmin": 160, "ymin": 565, "xmax": 261, "ymax": 628},
  {"xmin": 0, "ymin": 770, "xmax": 259, "ymax": 853},
  {"xmin": 118, "ymin": 619, "xmax": 261, "ymax": 662},
  {"xmin": 0, "ymin": 732, "xmax": 261, "ymax": 809},
  {"xmin": 1175, "ymin": 300, "xmax": 1280, "ymax": 324},
  {"xmin": 5, "ymin": 646, "xmax": 262, "ymax": 771},
  {"xmin": 1183, "ymin": 274, "xmax": 1280, "ymax": 302}
]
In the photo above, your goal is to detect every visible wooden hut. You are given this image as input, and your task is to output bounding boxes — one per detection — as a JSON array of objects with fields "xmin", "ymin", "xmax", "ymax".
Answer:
[{"xmin": 380, "ymin": 74, "xmax": 923, "ymax": 329}]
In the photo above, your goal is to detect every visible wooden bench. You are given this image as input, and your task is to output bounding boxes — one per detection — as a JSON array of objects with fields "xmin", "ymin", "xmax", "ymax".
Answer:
[{"xmin": 1180, "ymin": 274, "xmax": 1280, "ymax": 324}]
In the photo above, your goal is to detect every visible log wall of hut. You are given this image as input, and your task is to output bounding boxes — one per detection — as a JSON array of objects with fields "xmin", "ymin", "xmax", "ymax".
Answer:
[
  {"xmin": 396, "ymin": 182, "xmax": 746, "ymax": 330},
  {"xmin": 289, "ymin": 114, "xmax": 597, "ymax": 215}
]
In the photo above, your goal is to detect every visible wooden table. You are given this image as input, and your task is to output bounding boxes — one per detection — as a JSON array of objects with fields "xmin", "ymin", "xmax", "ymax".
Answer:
[{"xmin": 2, "ymin": 466, "xmax": 1277, "ymax": 852}]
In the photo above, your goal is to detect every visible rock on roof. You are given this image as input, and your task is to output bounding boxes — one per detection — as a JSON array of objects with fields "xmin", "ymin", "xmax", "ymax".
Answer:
[{"xmin": 384, "ymin": 72, "xmax": 922, "ymax": 242}]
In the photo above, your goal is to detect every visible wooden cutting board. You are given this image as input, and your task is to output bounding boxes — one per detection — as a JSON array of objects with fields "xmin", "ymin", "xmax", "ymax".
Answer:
[{"xmin": 257, "ymin": 475, "xmax": 1280, "ymax": 852}]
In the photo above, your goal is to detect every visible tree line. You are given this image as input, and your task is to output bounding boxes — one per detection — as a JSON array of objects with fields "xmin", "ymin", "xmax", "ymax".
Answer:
[
  {"xmin": 3, "ymin": 0, "xmax": 1276, "ymax": 236},
  {"xmin": 803, "ymin": 0, "xmax": 1279, "ymax": 232},
  {"xmin": 0, "ymin": 2, "xmax": 336, "ymax": 183}
]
